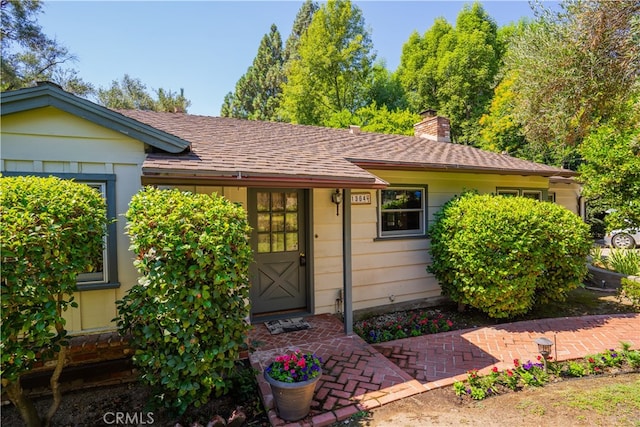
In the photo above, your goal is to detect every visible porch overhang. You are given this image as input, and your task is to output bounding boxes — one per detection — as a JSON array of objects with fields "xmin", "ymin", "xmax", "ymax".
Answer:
[{"xmin": 141, "ymin": 169, "xmax": 389, "ymax": 189}]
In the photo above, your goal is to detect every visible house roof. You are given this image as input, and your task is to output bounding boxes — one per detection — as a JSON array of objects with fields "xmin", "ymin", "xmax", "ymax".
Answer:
[
  {"xmin": 0, "ymin": 82, "xmax": 190, "ymax": 154},
  {"xmin": 118, "ymin": 110, "xmax": 576, "ymax": 189},
  {"xmin": 1, "ymin": 83, "xmax": 575, "ymax": 189}
]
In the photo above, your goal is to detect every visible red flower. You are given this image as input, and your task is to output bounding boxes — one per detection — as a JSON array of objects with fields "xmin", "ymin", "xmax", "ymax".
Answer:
[
  {"xmin": 492, "ymin": 366, "xmax": 499, "ymax": 373},
  {"xmin": 506, "ymin": 369, "xmax": 514, "ymax": 377},
  {"xmin": 513, "ymin": 359, "xmax": 520, "ymax": 367}
]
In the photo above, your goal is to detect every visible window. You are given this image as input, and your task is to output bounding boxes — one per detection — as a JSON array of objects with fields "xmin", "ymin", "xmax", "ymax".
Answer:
[
  {"xmin": 378, "ymin": 187, "xmax": 426, "ymax": 237},
  {"xmin": 497, "ymin": 188, "xmax": 545, "ymax": 201},
  {"xmin": 3, "ymin": 172, "xmax": 119, "ymax": 290},
  {"xmin": 256, "ymin": 191, "xmax": 299, "ymax": 253}
]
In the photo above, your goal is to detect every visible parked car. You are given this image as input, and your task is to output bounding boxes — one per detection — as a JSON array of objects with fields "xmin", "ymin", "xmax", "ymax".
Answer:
[{"xmin": 604, "ymin": 229, "xmax": 640, "ymax": 249}]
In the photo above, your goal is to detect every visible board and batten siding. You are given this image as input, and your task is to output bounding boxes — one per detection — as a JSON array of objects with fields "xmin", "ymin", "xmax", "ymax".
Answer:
[{"xmin": 1, "ymin": 107, "xmax": 147, "ymax": 334}]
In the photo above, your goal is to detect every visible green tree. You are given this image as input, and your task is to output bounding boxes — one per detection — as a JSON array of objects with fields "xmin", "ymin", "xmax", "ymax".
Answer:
[
  {"xmin": 97, "ymin": 74, "xmax": 191, "ymax": 112},
  {"xmin": 1, "ymin": 0, "xmax": 93, "ymax": 95},
  {"xmin": 505, "ymin": 0, "xmax": 640, "ymax": 167},
  {"xmin": 435, "ymin": 3, "xmax": 500, "ymax": 144},
  {"xmin": 477, "ymin": 20, "xmax": 530, "ymax": 155},
  {"xmin": 580, "ymin": 93, "xmax": 640, "ymax": 231},
  {"xmin": 324, "ymin": 103, "xmax": 420, "ymax": 136},
  {"xmin": 1, "ymin": 176, "xmax": 107, "ymax": 426},
  {"xmin": 222, "ymin": 1, "xmax": 319, "ymax": 120},
  {"xmin": 155, "ymin": 87, "xmax": 191, "ymax": 113},
  {"xmin": 279, "ymin": 0, "xmax": 375, "ymax": 125},
  {"xmin": 478, "ymin": 70, "xmax": 526, "ymax": 155},
  {"xmin": 283, "ymin": 0, "xmax": 319, "ymax": 63},
  {"xmin": 396, "ymin": 3, "xmax": 501, "ymax": 144},
  {"xmin": 222, "ymin": 24, "xmax": 285, "ymax": 120},
  {"xmin": 396, "ymin": 18, "xmax": 453, "ymax": 113},
  {"xmin": 366, "ymin": 61, "xmax": 408, "ymax": 111}
]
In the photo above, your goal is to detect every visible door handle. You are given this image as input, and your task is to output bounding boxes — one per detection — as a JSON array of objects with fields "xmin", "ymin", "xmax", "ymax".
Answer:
[{"xmin": 299, "ymin": 252, "xmax": 306, "ymax": 266}]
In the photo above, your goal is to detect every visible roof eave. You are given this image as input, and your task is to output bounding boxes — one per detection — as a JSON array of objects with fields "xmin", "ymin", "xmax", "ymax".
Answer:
[
  {"xmin": 141, "ymin": 168, "xmax": 388, "ymax": 189},
  {"xmin": 1, "ymin": 83, "xmax": 190, "ymax": 154},
  {"xmin": 350, "ymin": 159, "xmax": 577, "ymax": 178}
]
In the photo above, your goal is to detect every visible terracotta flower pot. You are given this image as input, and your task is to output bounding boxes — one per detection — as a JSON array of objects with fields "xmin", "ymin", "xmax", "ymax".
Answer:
[{"xmin": 264, "ymin": 369, "xmax": 322, "ymax": 421}]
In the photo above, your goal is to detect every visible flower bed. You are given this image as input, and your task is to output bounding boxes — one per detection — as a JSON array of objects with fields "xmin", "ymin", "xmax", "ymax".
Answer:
[
  {"xmin": 453, "ymin": 343, "xmax": 640, "ymax": 401},
  {"xmin": 354, "ymin": 309, "xmax": 454, "ymax": 343}
]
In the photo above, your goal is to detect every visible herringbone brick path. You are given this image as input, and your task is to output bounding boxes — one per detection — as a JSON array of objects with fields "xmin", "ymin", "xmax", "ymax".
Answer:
[{"xmin": 249, "ymin": 313, "xmax": 640, "ymax": 426}]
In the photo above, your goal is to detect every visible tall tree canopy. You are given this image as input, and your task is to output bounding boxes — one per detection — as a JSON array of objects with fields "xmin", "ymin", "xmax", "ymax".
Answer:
[
  {"xmin": 279, "ymin": 0, "xmax": 375, "ymax": 125},
  {"xmin": 221, "ymin": 24, "xmax": 285, "ymax": 120},
  {"xmin": 221, "ymin": 1, "xmax": 318, "ymax": 120},
  {"xmin": 97, "ymin": 74, "xmax": 191, "ymax": 112},
  {"xmin": 396, "ymin": 3, "xmax": 501, "ymax": 144},
  {"xmin": 1, "ymin": 0, "xmax": 92, "ymax": 95},
  {"xmin": 283, "ymin": 0, "xmax": 319, "ymax": 63},
  {"xmin": 579, "ymin": 87, "xmax": 640, "ymax": 231},
  {"xmin": 503, "ymin": 0, "xmax": 640, "ymax": 167}
]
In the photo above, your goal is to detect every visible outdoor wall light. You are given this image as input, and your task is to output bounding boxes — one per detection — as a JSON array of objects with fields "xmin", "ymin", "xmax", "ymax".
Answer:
[
  {"xmin": 331, "ymin": 189, "xmax": 342, "ymax": 216},
  {"xmin": 535, "ymin": 337, "xmax": 553, "ymax": 372}
]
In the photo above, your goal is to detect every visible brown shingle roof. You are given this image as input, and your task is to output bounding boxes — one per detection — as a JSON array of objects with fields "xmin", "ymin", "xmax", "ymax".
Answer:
[{"xmin": 117, "ymin": 110, "xmax": 574, "ymax": 188}]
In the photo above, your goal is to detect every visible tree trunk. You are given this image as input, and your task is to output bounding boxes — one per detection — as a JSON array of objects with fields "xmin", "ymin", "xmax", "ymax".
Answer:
[
  {"xmin": 2, "ymin": 379, "xmax": 41, "ymax": 427},
  {"xmin": 43, "ymin": 345, "xmax": 68, "ymax": 427},
  {"xmin": 43, "ymin": 298, "xmax": 69, "ymax": 427}
]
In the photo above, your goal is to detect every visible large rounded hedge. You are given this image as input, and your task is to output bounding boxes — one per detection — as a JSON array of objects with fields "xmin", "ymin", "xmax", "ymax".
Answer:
[
  {"xmin": 1, "ymin": 176, "xmax": 107, "ymax": 425},
  {"xmin": 428, "ymin": 193, "xmax": 591, "ymax": 318},
  {"xmin": 116, "ymin": 187, "xmax": 252, "ymax": 415}
]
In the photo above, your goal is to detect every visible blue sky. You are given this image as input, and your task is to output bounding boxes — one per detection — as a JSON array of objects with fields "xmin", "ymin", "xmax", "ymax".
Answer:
[{"xmin": 39, "ymin": 1, "xmax": 550, "ymax": 116}]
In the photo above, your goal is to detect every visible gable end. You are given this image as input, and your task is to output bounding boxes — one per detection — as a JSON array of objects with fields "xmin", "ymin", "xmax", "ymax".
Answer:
[{"xmin": 1, "ymin": 82, "xmax": 190, "ymax": 154}]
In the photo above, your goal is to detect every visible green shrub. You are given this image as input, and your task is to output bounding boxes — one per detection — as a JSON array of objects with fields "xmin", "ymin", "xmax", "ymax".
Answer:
[
  {"xmin": 1, "ymin": 176, "xmax": 107, "ymax": 426},
  {"xmin": 116, "ymin": 187, "xmax": 252, "ymax": 415},
  {"xmin": 618, "ymin": 277, "xmax": 640, "ymax": 309},
  {"xmin": 429, "ymin": 193, "xmax": 591, "ymax": 318},
  {"xmin": 608, "ymin": 249, "xmax": 640, "ymax": 276}
]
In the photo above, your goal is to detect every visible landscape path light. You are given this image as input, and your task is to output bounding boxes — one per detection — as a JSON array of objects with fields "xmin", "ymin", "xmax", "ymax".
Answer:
[{"xmin": 535, "ymin": 337, "xmax": 553, "ymax": 372}]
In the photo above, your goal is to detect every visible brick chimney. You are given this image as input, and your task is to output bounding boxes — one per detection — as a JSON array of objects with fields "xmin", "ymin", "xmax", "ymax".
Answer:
[{"xmin": 414, "ymin": 109, "xmax": 451, "ymax": 142}]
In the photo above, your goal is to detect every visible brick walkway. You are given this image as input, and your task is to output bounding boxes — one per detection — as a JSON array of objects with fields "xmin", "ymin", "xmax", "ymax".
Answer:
[{"xmin": 249, "ymin": 312, "xmax": 640, "ymax": 426}]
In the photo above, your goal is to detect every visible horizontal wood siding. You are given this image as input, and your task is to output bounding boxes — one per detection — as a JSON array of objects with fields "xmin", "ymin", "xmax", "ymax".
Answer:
[
  {"xmin": 549, "ymin": 182, "xmax": 581, "ymax": 215},
  {"xmin": 313, "ymin": 170, "xmax": 557, "ymax": 315}
]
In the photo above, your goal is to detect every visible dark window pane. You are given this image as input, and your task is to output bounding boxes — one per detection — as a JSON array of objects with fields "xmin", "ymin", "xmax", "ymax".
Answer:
[
  {"xmin": 381, "ymin": 189, "xmax": 422, "ymax": 210},
  {"xmin": 381, "ymin": 211, "xmax": 422, "ymax": 232}
]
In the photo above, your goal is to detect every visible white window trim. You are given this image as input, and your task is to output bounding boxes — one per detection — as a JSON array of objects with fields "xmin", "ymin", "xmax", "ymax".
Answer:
[{"xmin": 378, "ymin": 186, "xmax": 427, "ymax": 238}]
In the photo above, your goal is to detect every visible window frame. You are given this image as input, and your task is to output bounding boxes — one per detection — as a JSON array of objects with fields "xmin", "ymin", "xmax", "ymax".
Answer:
[
  {"xmin": 496, "ymin": 187, "xmax": 547, "ymax": 202},
  {"xmin": 2, "ymin": 172, "xmax": 120, "ymax": 291},
  {"xmin": 377, "ymin": 185, "xmax": 427, "ymax": 239}
]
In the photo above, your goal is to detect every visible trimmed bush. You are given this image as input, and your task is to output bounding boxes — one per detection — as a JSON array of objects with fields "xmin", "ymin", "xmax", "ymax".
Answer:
[
  {"xmin": 1, "ymin": 176, "xmax": 107, "ymax": 426},
  {"xmin": 116, "ymin": 187, "xmax": 252, "ymax": 415},
  {"xmin": 428, "ymin": 193, "xmax": 591, "ymax": 318}
]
